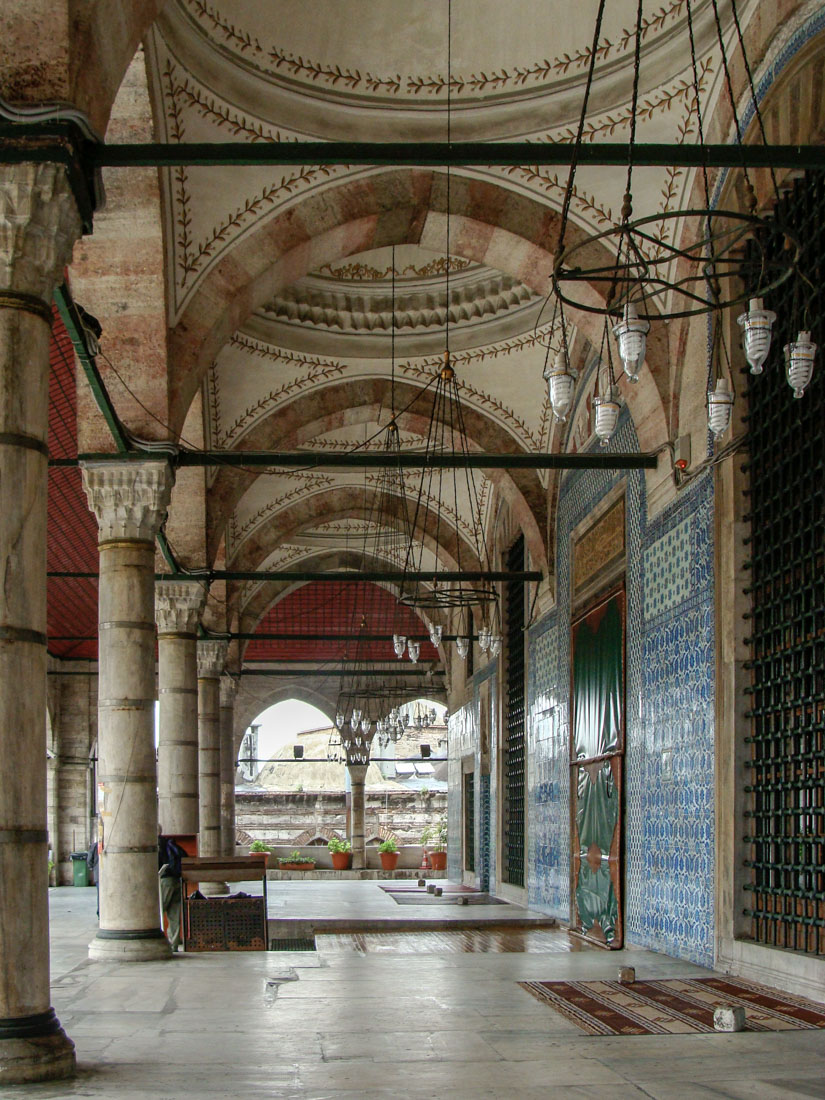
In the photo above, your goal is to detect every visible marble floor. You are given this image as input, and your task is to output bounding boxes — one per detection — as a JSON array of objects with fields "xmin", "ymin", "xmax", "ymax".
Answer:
[
  {"xmin": 265, "ymin": 877, "xmax": 556, "ymax": 936},
  {"xmin": 7, "ymin": 884, "xmax": 825, "ymax": 1099}
]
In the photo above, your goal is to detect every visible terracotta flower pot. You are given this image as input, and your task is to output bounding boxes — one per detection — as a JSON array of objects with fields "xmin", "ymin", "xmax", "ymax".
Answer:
[
  {"xmin": 429, "ymin": 851, "xmax": 447, "ymax": 871},
  {"xmin": 279, "ymin": 861, "xmax": 315, "ymax": 871},
  {"xmin": 331, "ymin": 852, "xmax": 351, "ymax": 870},
  {"xmin": 379, "ymin": 851, "xmax": 399, "ymax": 871}
]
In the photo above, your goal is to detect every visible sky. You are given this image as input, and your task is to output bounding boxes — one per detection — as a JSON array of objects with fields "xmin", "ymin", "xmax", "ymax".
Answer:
[
  {"xmin": 246, "ymin": 697, "xmax": 447, "ymax": 766},
  {"xmin": 251, "ymin": 700, "xmax": 331, "ymax": 764}
]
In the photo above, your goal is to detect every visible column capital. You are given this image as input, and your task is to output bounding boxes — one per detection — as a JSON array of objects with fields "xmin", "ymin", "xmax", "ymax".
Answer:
[
  {"xmin": 155, "ymin": 580, "xmax": 207, "ymax": 636},
  {"xmin": 219, "ymin": 675, "xmax": 238, "ymax": 708},
  {"xmin": 0, "ymin": 163, "xmax": 81, "ymax": 299},
  {"xmin": 197, "ymin": 639, "xmax": 228, "ymax": 679},
  {"xmin": 80, "ymin": 459, "xmax": 174, "ymax": 543}
]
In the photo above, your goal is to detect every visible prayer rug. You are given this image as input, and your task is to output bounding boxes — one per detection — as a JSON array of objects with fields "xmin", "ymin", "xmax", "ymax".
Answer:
[
  {"xmin": 388, "ymin": 891, "xmax": 507, "ymax": 905},
  {"xmin": 378, "ymin": 883, "xmax": 473, "ymax": 894},
  {"xmin": 518, "ymin": 976, "xmax": 825, "ymax": 1035}
]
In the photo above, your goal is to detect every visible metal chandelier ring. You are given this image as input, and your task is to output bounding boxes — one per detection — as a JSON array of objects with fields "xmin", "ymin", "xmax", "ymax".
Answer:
[{"xmin": 552, "ymin": 208, "xmax": 800, "ymax": 321}]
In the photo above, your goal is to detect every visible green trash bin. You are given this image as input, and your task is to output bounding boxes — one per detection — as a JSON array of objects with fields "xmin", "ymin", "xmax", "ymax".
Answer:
[{"xmin": 70, "ymin": 852, "xmax": 89, "ymax": 887}]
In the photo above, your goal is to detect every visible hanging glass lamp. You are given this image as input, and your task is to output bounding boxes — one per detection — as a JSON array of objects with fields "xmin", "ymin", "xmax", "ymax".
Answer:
[
  {"xmin": 613, "ymin": 303, "xmax": 649, "ymax": 383},
  {"xmin": 784, "ymin": 331, "xmax": 817, "ymax": 398},
  {"xmin": 593, "ymin": 389, "xmax": 621, "ymax": 447},
  {"xmin": 427, "ymin": 622, "xmax": 443, "ymax": 647},
  {"xmin": 392, "ymin": 634, "xmax": 406, "ymax": 658},
  {"xmin": 544, "ymin": 348, "xmax": 578, "ymax": 421},
  {"xmin": 455, "ymin": 636, "xmax": 470, "ymax": 660},
  {"xmin": 489, "ymin": 635, "xmax": 502, "ymax": 657},
  {"xmin": 407, "ymin": 640, "xmax": 421, "ymax": 663},
  {"xmin": 707, "ymin": 377, "xmax": 734, "ymax": 438},
  {"xmin": 737, "ymin": 298, "xmax": 776, "ymax": 375}
]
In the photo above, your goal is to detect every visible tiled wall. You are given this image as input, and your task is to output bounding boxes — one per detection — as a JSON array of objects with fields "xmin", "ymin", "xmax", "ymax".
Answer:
[
  {"xmin": 629, "ymin": 470, "xmax": 715, "ymax": 965},
  {"xmin": 448, "ymin": 407, "xmax": 716, "ymax": 966},
  {"xmin": 447, "ymin": 698, "xmax": 474, "ymax": 882},
  {"xmin": 527, "ymin": 612, "xmax": 570, "ymax": 915},
  {"xmin": 524, "ymin": 411, "xmax": 715, "ymax": 966},
  {"xmin": 447, "ymin": 665, "xmax": 497, "ymax": 889}
]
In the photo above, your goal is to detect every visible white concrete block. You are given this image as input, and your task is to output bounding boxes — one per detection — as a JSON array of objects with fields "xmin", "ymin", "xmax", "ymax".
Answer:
[{"xmin": 713, "ymin": 1005, "xmax": 746, "ymax": 1032}]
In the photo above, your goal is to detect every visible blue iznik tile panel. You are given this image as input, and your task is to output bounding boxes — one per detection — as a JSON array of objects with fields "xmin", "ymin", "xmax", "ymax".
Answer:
[
  {"xmin": 643, "ymin": 516, "xmax": 692, "ymax": 619},
  {"xmin": 631, "ymin": 471, "xmax": 715, "ymax": 966},
  {"xmin": 527, "ymin": 614, "xmax": 569, "ymax": 915},
  {"xmin": 478, "ymin": 774, "xmax": 491, "ymax": 891},
  {"xmin": 483, "ymin": 667, "xmax": 498, "ymax": 891},
  {"xmin": 525, "ymin": 408, "xmax": 715, "ymax": 966}
]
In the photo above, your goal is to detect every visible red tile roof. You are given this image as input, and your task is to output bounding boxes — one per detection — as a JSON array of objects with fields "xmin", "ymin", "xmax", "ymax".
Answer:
[
  {"xmin": 244, "ymin": 580, "xmax": 438, "ymax": 664},
  {"xmin": 47, "ymin": 306, "xmax": 100, "ymax": 660}
]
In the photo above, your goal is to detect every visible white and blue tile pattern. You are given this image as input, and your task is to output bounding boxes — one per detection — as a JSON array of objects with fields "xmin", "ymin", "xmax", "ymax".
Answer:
[
  {"xmin": 448, "ymin": 402, "xmax": 716, "ymax": 966},
  {"xmin": 524, "ymin": 409, "xmax": 715, "ymax": 966},
  {"xmin": 643, "ymin": 515, "xmax": 692, "ymax": 619}
]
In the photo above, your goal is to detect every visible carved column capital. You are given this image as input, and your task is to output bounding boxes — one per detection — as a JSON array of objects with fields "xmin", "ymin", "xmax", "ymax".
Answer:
[
  {"xmin": 219, "ymin": 675, "xmax": 238, "ymax": 708},
  {"xmin": 197, "ymin": 639, "xmax": 228, "ymax": 680},
  {"xmin": 0, "ymin": 163, "xmax": 81, "ymax": 297},
  {"xmin": 155, "ymin": 580, "xmax": 207, "ymax": 635},
  {"xmin": 80, "ymin": 459, "xmax": 174, "ymax": 543}
]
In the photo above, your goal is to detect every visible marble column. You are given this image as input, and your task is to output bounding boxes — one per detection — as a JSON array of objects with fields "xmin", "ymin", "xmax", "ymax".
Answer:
[
  {"xmin": 219, "ymin": 676, "xmax": 238, "ymax": 856},
  {"xmin": 0, "ymin": 163, "xmax": 80, "ymax": 1083},
  {"xmin": 197, "ymin": 640, "xmax": 227, "ymax": 893},
  {"xmin": 155, "ymin": 582, "xmax": 206, "ymax": 839},
  {"xmin": 52, "ymin": 670, "xmax": 97, "ymax": 885},
  {"xmin": 81, "ymin": 458, "xmax": 174, "ymax": 962},
  {"xmin": 347, "ymin": 763, "xmax": 368, "ymax": 869}
]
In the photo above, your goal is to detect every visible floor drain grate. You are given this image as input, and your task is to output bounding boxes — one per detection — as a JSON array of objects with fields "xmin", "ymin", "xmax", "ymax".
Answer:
[{"xmin": 268, "ymin": 937, "xmax": 317, "ymax": 951}]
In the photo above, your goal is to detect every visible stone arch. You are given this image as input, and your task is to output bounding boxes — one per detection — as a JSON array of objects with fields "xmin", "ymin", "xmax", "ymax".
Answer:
[
  {"xmin": 367, "ymin": 826, "xmax": 398, "ymax": 846},
  {"xmin": 293, "ymin": 827, "xmax": 342, "ymax": 846},
  {"xmin": 169, "ymin": 168, "xmax": 670, "ymax": 459},
  {"xmin": 0, "ymin": 2, "xmax": 167, "ymax": 135},
  {"xmin": 209, "ymin": 379, "xmax": 548, "ymax": 573},
  {"xmin": 233, "ymin": 683, "xmax": 337, "ymax": 753},
  {"xmin": 230, "ymin": 489, "xmax": 482, "ymax": 581}
]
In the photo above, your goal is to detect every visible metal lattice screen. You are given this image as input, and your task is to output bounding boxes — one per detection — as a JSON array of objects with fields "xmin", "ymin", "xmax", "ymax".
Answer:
[
  {"xmin": 503, "ymin": 535, "xmax": 526, "ymax": 887},
  {"xmin": 742, "ymin": 171, "xmax": 825, "ymax": 955},
  {"xmin": 464, "ymin": 771, "xmax": 475, "ymax": 873}
]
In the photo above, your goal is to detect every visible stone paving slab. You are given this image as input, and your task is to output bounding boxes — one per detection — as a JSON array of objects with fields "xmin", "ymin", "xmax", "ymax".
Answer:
[
  {"xmin": 5, "ymin": 887, "xmax": 822, "ymax": 1100},
  {"xmin": 264, "ymin": 877, "xmax": 555, "ymax": 937}
]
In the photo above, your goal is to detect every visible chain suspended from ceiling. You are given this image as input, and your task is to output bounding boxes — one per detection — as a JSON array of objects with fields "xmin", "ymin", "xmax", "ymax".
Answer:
[{"xmin": 396, "ymin": 0, "xmax": 502, "ymax": 662}]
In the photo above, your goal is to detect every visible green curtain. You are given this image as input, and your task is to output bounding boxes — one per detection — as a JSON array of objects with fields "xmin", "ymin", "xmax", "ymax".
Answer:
[
  {"xmin": 574, "ymin": 761, "xmax": 619, "ymax": 941},
  {"xmin": 571, "ymin": 595, "xmax": 623, "ymax": 943},
  {"xmin": 573, "ymin": 598, "xmax": 622, "ymax": 760}
]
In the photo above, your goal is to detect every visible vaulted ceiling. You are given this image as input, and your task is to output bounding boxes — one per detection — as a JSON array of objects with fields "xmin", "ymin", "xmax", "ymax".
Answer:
[{"xmin": 51, "ymin": 0, "xmax": 769, "ymax": 674}]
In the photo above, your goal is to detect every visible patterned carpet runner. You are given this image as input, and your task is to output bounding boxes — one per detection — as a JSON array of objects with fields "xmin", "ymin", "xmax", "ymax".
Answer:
[{"xmin": 518, "ymin": 976, "xmax": 825, "ymax": 1035}]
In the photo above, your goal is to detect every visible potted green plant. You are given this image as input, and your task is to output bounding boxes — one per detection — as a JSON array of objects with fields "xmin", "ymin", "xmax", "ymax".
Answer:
[
  {"xmin": 278, "ymin": 849, "xmax": 316, "ymax": 871},
  {"xmin": 328, "ymin": 836, "xmax": 352, "ymax": 870},
  {"xmin": 249, "ymin": 839, "xmax": 270, "ymax": 867},
  {"xmin": 422, "ymin": 817, "xmax": 448, "ymax": 871},
  {"xmin": 378, "ymin": 836, "xmax": 399, "ymax": 871}
]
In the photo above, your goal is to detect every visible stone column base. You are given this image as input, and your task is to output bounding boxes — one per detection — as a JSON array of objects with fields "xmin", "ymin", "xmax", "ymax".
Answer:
[
  {"xmin": 200, "ymin": 881, "xmax": 229, "ymax": 896},
  {"xmin": 88, "ymin": 930, "xmax": 172, "ymax": 962},
  {"xmin": 0, "ymin": 1016, "xmax": 75, "ymax": 1084}
]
